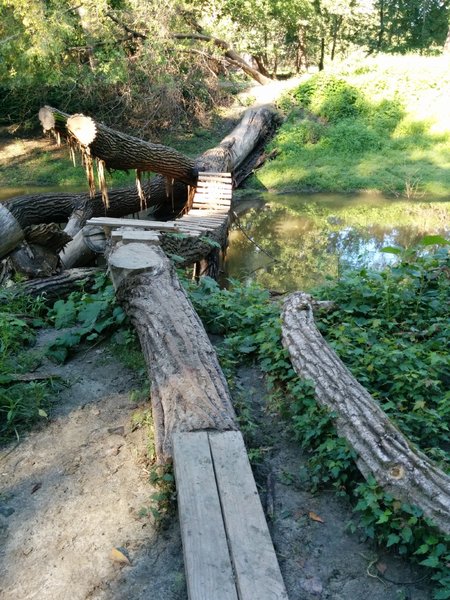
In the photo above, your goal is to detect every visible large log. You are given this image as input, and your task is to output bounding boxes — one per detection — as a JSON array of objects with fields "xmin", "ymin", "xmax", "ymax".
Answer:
[
  {"xmin": 282, "ymin": 292, "xmax": 450, "ymax": 535},
  {"xmin": 40, "ymin": 106, "xmax": 198, "ymax": 186},
  {"xmin": 0, "ymin": 268, "xmax": 101, "ymax": 302},
  {"xmin": 5, "ymin": 178, "xmax": 186, "ymax": 230},
  {"xmin": 110, "ymin": 243, "xmax": 237, "ymax": 462},
  {"xmin": 173, "ymin": 33, "xmax": 272, "ymax": 85},
  {"xmin": 2, "ymin": 105, "xmax": 277, "ymax": 275},
  {"xmin": 0, "ymin": 204, "xmax": 24, "ymax": 260}
]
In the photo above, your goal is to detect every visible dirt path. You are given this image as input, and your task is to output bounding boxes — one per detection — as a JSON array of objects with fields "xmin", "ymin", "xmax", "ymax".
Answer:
[
  {"xmin": 0, "ymin": 339, "xmax": 186, "ymax": 600},
  {"xmin": 0, "ymin": 338, "xmax": 433, "ymax": 600}
]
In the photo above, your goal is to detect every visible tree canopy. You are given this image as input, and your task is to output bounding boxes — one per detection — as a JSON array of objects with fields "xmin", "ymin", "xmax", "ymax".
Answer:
[{"xmin": 1, "ymin": 0, "xmax": 449, "ymax": 132}]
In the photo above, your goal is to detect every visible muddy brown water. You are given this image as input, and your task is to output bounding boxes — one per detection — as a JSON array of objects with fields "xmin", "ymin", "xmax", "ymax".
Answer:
[{"xmin": 226, "ymin": 191, "xmax": 450, "ymax": 292}]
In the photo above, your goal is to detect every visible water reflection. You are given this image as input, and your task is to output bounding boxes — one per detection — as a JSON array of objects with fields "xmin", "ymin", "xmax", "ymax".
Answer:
[{"xmin": 226, "ymin": 193, "xmax": 449, "ymax": 292}]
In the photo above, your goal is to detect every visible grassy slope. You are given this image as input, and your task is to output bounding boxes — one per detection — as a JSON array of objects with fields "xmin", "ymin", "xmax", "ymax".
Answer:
[{"xmin": 258, "ymin": 54, "xmax": 450, "ymax": 199}]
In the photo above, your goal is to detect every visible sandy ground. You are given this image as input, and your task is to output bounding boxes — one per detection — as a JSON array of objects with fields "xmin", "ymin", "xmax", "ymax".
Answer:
[{"xmin": 0, "ymin": 337, "xmax": 434, "ymax": 600}]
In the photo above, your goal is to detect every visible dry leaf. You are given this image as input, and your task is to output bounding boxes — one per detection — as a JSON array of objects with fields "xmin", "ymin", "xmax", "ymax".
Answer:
[
  {"xmin": 110, "ymin": 547, "xmax": 131, "ymax": 565},
  {"xmin": 376, "ymin": 562, "xmax": 387, "ymax": 574},
  {"xmin": 308, "ymin": 511, "xmax": 324, "ymax": 523}
]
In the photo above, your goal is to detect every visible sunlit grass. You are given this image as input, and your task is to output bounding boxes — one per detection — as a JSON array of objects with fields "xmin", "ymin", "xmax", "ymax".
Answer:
[{"xmin": 258, "ymin": 54, "xmax": 450, "ymax": 199}]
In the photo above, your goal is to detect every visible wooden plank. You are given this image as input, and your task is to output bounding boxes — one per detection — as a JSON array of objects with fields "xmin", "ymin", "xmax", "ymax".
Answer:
[
  {"xmin": 193, "ymin": 197, "xmax": 231, "ymax": 204},
  {"xmin": 173, "ymin": 432, "xmax": 239, "ymax": 600},
  {"xmin": 198, "ymin": 171, "xmax": 232, "ymax": 177},
  {"xmin": 180, "ymin": 218, "xmax": 226, "ymax": 225},
  {"xmin": 196, "ymin": 179, "xmax": 232, "ymax": 186},
  {"xmin": 121, "ymin": 231, "xmax": 160, "ymax": 245},
  {"xmin": 209, "ymin": 431, "xmax": 288, "ymax": 600},
  {"xmin": 87, "ymin": 217, "xmax": 180, "ymax": 231},
  {"xmin": 195, "ymin": 189, "xmax": 233, "ymax": 197},
  {"xmin": 197, "ymin": 182, "xmax": 233, "ymax": 190}
]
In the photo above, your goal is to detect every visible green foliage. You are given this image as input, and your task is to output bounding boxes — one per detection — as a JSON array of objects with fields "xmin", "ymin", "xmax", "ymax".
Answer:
[
  {"xmin": 260, "ymin": 55, "xmax": 450, "ymax": 198},
  {"xmin": 0, "ymin": 293, "xmax": 54, "ymax": 442},
  {"xmin": 46, "ymin": 272, "xmax": 127, "ymax": 362},
  {"xmin": 0, "ymin": 0, "xmax": 229, "ymax": 135},
  {"xmin": 187, "ymin": 243, "xmax": 449, "ymax": 596},
  {"xmin": 140, "ymin": 465, "xmax": 176, "ymax": 526}
]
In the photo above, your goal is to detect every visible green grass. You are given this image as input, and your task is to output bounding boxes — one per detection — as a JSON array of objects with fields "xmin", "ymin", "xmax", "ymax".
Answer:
[{"xmin": 258, "ymin": 54, "xmax": 450, "ymax": 199}]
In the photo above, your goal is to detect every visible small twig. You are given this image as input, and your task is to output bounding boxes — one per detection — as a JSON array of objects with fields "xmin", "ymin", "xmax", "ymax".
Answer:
[{"xmin": 231, "ymin": 211, "xmax": 279, "ymax": 262}]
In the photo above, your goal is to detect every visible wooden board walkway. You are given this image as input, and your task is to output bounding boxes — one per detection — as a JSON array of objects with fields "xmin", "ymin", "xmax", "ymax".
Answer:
[
  {"xmin": 87, "ymin": 171, "xmax": 232, "ymax": 244},
  {"xmin": 173, "ymin": 431, "xmax": 288, "ymax": 600}
]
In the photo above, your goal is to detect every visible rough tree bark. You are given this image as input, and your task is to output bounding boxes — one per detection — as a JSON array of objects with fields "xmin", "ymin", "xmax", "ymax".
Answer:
[
  {"xmin": 110, "ymin": 243, "xmax": 237, "ymax": 462},
  {"xmin": 0, "ymin": 268, "xmax": 101, "ymax": 302},
  {"xmin": 282, "ymin": 292, "xmax": 450, "ymax": 535},
  {"xmin": 40, "ymin": 106, "xmax": 198, "ymax": 187},
  {"xmin": 2, "ymin": 105, "xmax": 277, "ymax": 274},
  {"xmin": 5, "ymin": 179, "xmax": 186, "ymax": 232}
]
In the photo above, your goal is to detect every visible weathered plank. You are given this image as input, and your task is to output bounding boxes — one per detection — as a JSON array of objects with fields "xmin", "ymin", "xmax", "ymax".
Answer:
[
  {"xmin": 173, "ymin": 432, "xmax": 239, "ymax": 600},
  {"xmin": 87, "ymin": 217, "xmax": 179, "ymax": 231},
  {"xmin": 209, "ymin": 431, "xmax": 288, "ymax": 600}
]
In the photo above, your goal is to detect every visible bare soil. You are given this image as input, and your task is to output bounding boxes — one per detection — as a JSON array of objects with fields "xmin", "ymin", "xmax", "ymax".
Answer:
[{"xmin": 0, "ymin": 335, "xmax": 433, "ymax": 600}]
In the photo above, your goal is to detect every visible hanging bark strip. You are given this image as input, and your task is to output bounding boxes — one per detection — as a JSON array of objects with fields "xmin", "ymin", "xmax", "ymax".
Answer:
[
  {"xmin": 110, "ymin": 243, "xmax": 237, "ymax": 462},
  {"xmin": 281, "ymin": 292, "xmax": 450, "ymax": 535}
]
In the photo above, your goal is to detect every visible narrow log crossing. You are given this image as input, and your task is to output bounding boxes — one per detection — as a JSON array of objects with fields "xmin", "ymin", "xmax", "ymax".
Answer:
[{"xmin": 89, "ymin": 172, "xmax": 288, "ymax": 599}]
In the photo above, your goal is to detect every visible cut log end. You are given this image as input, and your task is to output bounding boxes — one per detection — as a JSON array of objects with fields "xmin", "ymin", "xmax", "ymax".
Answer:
[
  {"xmin": 108, "ymin": 242, "xmax": 166, "ymax": 289},
  {"xmin": 67, "ymin": 114, "xmax": 97, "ymax": 147},
  {"xmin": 38, "ymin": 106, "xmax": 56, "ymax": 132}
]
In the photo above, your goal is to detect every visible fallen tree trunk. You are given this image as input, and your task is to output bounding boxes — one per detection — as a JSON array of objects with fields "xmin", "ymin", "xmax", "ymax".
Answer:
[
  {"xmin": 110, "ymin": 243, "xmax": 237, "ymax": 462},
  {"xmin": 0, "ymin": 268, "xmax": 101, "ymax": 302},
  {"xmin": 282, "ymin": 292, "xmax": 450, "ymax": 535},
  {"xmin": 5, "ymin": 178, "xmax": 185, "ymax": 230},
  {"xmin": 2, "ymin": 105, "xmax": 277, "ymax": 273},
  {"xmin": 0, "ymin": 204, "xmax": 24, "ymax": 259},
  {"xmin": 173, "ymin": 33, "xmax": 272, "ymax": 85},
  {"xmin": 40, "ymin": 106, "xmax": 198, "ymax": 187}
]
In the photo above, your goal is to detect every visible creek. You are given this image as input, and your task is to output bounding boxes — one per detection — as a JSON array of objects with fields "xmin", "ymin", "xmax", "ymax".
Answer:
[
  {"xmin": 226, "ymin": 192, "xmax": 450, "ymax": 292},
  {"xmin": 2, "ymin": 186, "xmax": 449, "ymax": 292}
]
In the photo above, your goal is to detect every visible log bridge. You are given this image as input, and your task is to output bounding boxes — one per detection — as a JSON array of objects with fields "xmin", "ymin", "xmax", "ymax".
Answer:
[{"xmin": 90, "ymin": 172, "xmax": 288, "ymax": 599}]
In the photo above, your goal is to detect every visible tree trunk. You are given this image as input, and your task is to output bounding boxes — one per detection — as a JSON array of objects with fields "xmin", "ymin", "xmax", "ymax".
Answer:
[
  {"xmin": 377, "ymin": 0, "xmax": 385, "ymax": 50},
  {"xmin": 173, "ymin": 33, "xmax": 272, "ymax": 85},
  {"xmin": 40, "ymin": 106, "xmax": 198, "ymax": 187},
  {"xmin": 1, "ymin": 268, "xmax": 101, "ymax": 302},
  {"xmin": 111, "ymin": 243, "xmax": 237, "ymax": 462},
  {"xmin": 443, "ymin": 24, "xmax": 450, "ymax": 54},
  {"xmin": 5, "ymin": 178, "xmax": 185, "ymax": 230},
  {"xmin": 319, "ymin": 38, "xmax": 325, "ymax": 71},
  {"xmin": 282, "ymin": 292, "xmax": 450, "ymax": 535},
  {"xmin": 3, "ymin": 105, "xmax": 277, "ymax": 275},
  {"xmin": 0, "ymin": 204, "xmax": 24, "ymax": 260}
]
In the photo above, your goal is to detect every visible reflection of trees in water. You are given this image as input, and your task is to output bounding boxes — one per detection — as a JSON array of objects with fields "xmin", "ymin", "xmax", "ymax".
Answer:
[
  {"xmin": 227, "ymin": 206, "xmax": 339, "ymax": 291},
  {"xmin": 226, "ymin": 203, "xmax": 449, "ymax": 292}
]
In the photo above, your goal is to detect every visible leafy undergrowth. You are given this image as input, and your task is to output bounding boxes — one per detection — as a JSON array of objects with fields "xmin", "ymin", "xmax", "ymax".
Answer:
[
  {"xmin": 0, "ymin": 272, "xmax": 144, "ymax": 444},
  {"xmin": 187, "ymin": 242, "xmax": 450, "ymax": 598},
  {"xmin": 258, "ymin": 54, "xmax": 450, "ymax": 198},
  {"xmin": 0, "ymin": 293, "xmax": 56, "ymax": 442}
]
